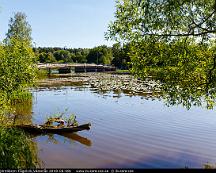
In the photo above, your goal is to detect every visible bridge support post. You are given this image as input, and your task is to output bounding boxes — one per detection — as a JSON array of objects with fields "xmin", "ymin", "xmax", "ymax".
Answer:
[{"xmin": 48, "ymin": 68, "xmax": 51, "ymax": 77}]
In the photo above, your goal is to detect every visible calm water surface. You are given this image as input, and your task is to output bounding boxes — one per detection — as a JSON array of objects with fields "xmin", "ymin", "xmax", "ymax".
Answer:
[{"xmin": 26, "ymin": 86, "xmax": 216, "ymax": 168}]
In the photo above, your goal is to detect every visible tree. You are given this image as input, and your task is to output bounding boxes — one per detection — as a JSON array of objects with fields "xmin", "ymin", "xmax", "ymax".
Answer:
[
  {"xmin": 74, "ymin": 50, "xmax": 87, "ymax": 63},
  {"xmin": 0, "ymin": 38, "xmax": 36, "ymax": 97},
  {"xmin": 87, "ymin": 46, "xmax": 113, "ymax": 65},
  {"xmin": 6, "ymin": 12, "xmax": 32, "ymax": 45},
  {"xmin": 112, "ymin": 43, "xmax": 131, "ymax": 69},
  {"xmin": 0, "ymin": 13, "xmax": 36, "ymax": 100},
  {"xmin": 53, "ymin": 50, "xmax": 73, "ymax": 63},
  {"xmin": 0, "ymin": 12, "xmax": 38, "ymax": 169},
  {"xmin": 106, "ymin": 0, "xmax": 216, "ymax": 43},
  {"xmin": 106, "ymin": 0, "xmax": 216, "ymax": 109},
  {"xmin": 38, "ymin": 52, "xmax": 56, "ymax": 63},
  {"xmin": 34, "ymin": 47, "xmax": 90, "ymax": 63}
]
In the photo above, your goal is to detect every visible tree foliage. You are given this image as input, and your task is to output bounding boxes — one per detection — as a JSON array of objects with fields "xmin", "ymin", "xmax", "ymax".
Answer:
[
  {"xmin": 0, "ymin": 12, "xmax": 39, "ymax": 169},
  {"xmin": 0, "ymin": 37, "xmax": 36, "ymax": 99},
  {"xmin": 0, "ymin": 12, "xmax": 36, "ymax": 100},
  {"xmin": 6, "ymin": 12, "xmax": 32, "ymax": 45},
  {"xmin": 0, "ymin": 11, "xmax": 36, "ymax": 108},
  {"xmin": 112, "ymin": 43, "xmax": 131, "ymax": 69},
  {"xmin": 53, "ymin": 50, "xmax": 73, "ymax": 63},
  {"xmin": 106, "ymin": 0, "xmax": 216, "ymax": 109},
  {"xmin": 35, "ymin": 46, "xmax": 115, "ymax": 65},
  {"xmin": 87, "ymin": 45, "xmax": 113, "ymax": 65},
  {"xmin": 106, "ymin": 0, "xmax": 216, "ymax": 42}
]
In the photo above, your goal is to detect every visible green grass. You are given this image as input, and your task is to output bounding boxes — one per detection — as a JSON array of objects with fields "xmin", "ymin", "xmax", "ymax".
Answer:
[
  {"xmin": 36, "ymin": 69, "xmax": 48, "ymax": 79},
  {"xmin": 115, "ymin": 69, "xmax": 130, "ymax": 74}
]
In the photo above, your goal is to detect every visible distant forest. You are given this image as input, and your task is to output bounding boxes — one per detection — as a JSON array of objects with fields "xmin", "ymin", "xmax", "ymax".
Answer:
[{"xmin": 33, "ymin": 43, "xmax": 131, "ymax": 69}]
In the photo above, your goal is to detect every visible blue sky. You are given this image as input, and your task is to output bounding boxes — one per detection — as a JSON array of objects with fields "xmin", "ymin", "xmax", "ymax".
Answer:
[{"xmin": 0, "ymin": 0, "xmax": 116, "ymax": 48}]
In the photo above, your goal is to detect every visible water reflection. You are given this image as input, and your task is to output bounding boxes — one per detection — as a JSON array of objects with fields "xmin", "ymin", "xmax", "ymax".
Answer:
[
  {"xmin": 11, "ymin": 72, "xmax": 216, "ymax": 168},
  {"xmin": 61, "ymin": 133, "xmax": 92, "ymax": 146},
  {"xmin": 30, "ymin": 82, "xmax": 216, "ymax": 168},
  {"xmin": 85, "ymin": 80, "xmax": 216, "ymax": 110},
  {"xmin": 13, "ymin": 98, "xmax": 92, "ymax": 146},
  {"xmin": 157, "ymin": 70, "xmax": 216, "ymax": 110},
  {"xmin": 13, "ymin": 99, "xmax": 33, "ymax": 125},
  {"xmin": 90, "ymin": 81, "xmax": 216, "ymax": 110},
  {"xmin": 5, "ymin": 100, "xmax": 41, "ymax": 168},
  {"xmin": 27, "ymin": 132, "xmax": 92, "ymax": 147},
  {"xmin": 10, "ymin": 96, "xmax": 92, "ymax": 169},
  {"xmin": 36, "ymin": 70, "xmax": 216, "ymax": 110}
]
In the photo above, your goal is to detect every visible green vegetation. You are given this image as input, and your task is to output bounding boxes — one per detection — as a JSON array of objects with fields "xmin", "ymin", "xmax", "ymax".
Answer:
[
  {"xmin": 0, "ymin": 1, "xmax": 214, "ymax": 168},
  {"xmin": 115, "ymin": 69, "xmax": 130, "ymax": 74},
  {"xmin": 0, "ymin": 12, "xmax": 36, "ymax": 103},
  {"xmin": 87, "ymin": 45, "xmax": 113, "ymax": 65},
  {"xmin": 106, "ymin": 0, "xmax": 216, "ymax": 43},
  {"xmin": 44, "ymin": 112, "xmax": 79, "ymax": 127},
  {"xmin": 6, "ymin": 12, "xmax": 32, "ymax": 44},
  {"xmin": 0, "ymin": 128, "xmax": 39, "ymax": 168},
  {"xmin": 36, "ymin": 69, "xmax": 48, "ymax": 79},
  {"xmin": 0, "ymin": 12, "xmax": 38, "ymax": 168},
  {"xmin": 203, "ymin": 163, "xmax": 216, "ymax": 169},
  {"xmin": 106, "ymin": 0, "xmax": 216, "ymax": 109},
  {"xmin": 34, "ymin": 44, "xmax": 131, "ymax": 69},
  {"xmin": 0, "ymin": 38, "xmax": 36, "ymax": 99},
  {"xmin": 112, "ymin": 43, "xmax": 131, "ymax": 69},
  {"xmin": 0, "ymin": 11, "xmax": 36, "ymax": 120}
]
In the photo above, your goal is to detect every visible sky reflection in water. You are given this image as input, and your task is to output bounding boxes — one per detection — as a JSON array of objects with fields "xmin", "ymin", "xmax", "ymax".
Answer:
[{"xmin": 16, "ymin": 85, "xmax": 216, "ymax": 168}]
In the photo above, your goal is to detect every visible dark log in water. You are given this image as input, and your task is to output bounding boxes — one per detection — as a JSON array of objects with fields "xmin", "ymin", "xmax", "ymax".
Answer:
[{"xmin": 15, "ymin": 123, "xmax": 91, "ymax": 134}]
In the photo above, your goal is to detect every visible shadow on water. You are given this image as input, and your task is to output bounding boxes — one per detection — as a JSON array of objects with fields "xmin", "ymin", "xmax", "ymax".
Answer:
[
  {"xmin": 61, "ymin": 133, "xmax": 92, "ymax": 146},
  {"xmin": 29, "ymin": 132, "xmax": 92, "ymax": 147}
]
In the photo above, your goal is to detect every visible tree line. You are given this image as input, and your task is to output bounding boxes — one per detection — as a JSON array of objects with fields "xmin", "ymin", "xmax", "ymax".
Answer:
[{"xmin": 34, "ymin": 43, "xmax": 131, "ymax": 69}]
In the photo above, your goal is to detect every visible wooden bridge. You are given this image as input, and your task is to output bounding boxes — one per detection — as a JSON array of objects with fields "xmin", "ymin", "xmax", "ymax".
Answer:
[{"xmin": 37, "ymin": 63, "xmax": 116, "ymax": 74}]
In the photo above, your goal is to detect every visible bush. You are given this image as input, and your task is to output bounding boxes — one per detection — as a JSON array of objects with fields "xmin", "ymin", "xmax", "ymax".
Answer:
[{"xmin": 0, "ymin": 127, "xmax": 39, "ymax": 168}]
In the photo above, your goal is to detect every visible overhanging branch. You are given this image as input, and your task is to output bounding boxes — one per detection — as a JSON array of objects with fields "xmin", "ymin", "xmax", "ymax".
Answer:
[{"xmin": 144, "ymin": 30, "xmax": 216, "ymax": 37}]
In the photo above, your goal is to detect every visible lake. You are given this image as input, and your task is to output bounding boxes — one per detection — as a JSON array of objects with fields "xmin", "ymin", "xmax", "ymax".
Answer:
[{"xmin": 18, "ymin": 84, "xmax": 216, "ymax": 168}]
